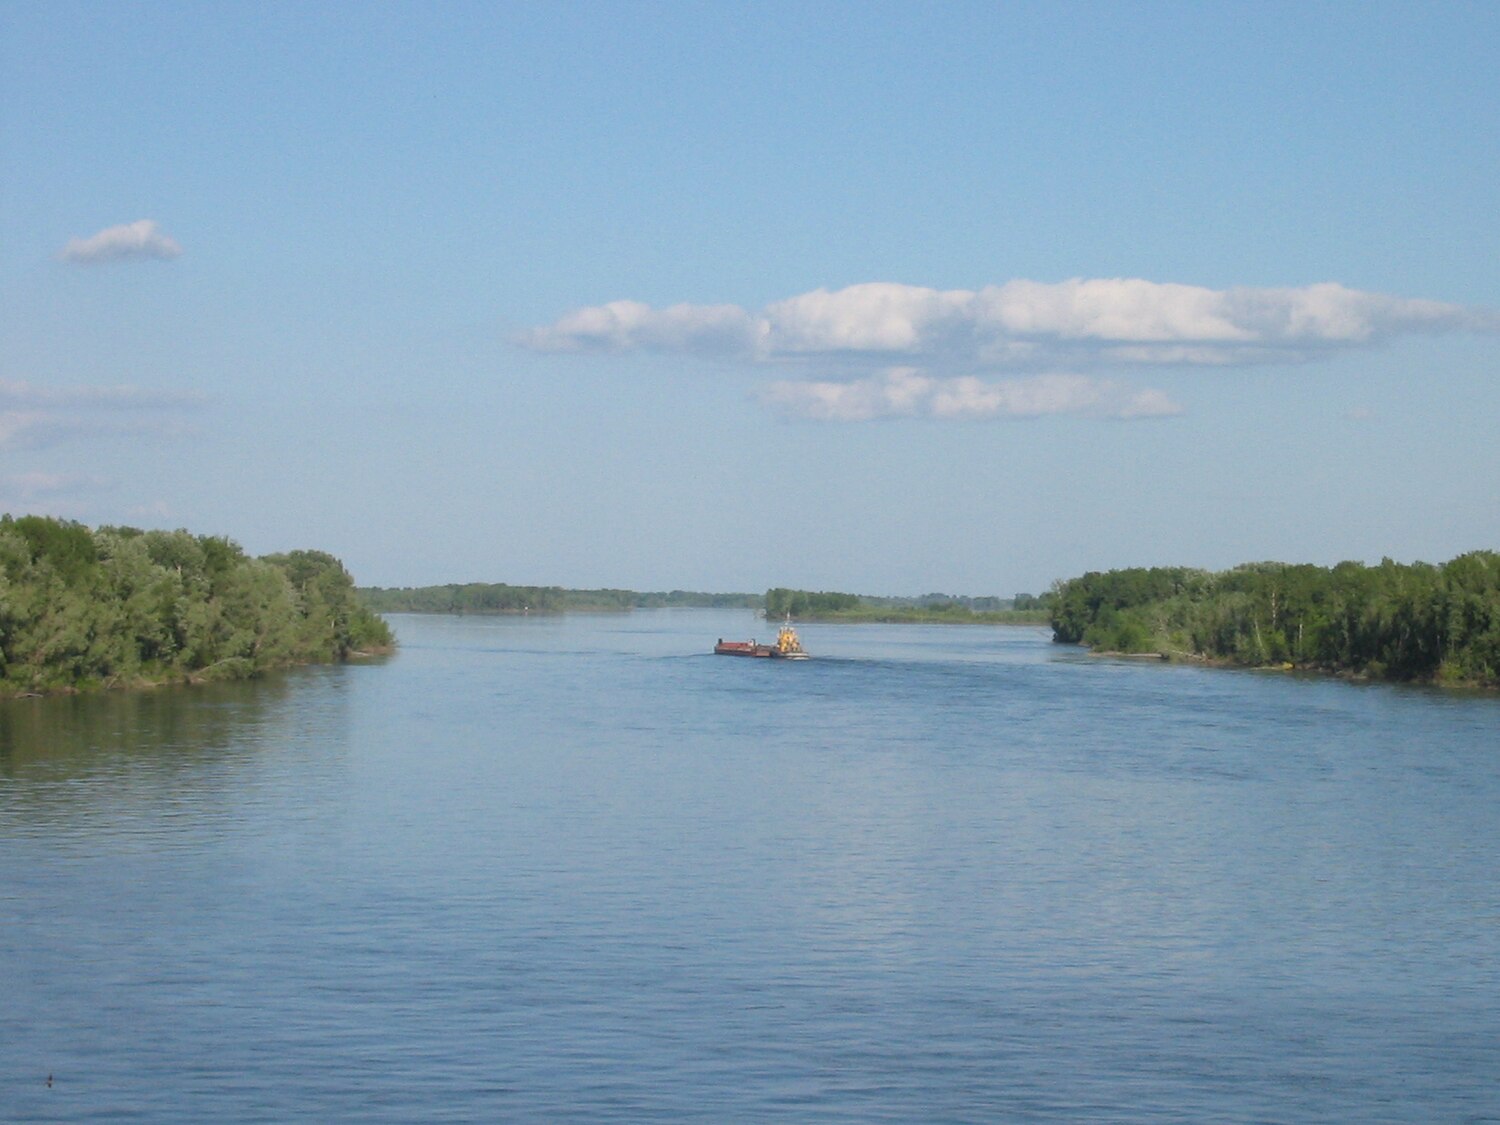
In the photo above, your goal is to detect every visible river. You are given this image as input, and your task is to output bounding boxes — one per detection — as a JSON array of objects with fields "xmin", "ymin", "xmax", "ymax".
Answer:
[{"xmin": 3, "ymin": 610, "xmax": 1498, "ymax": 1122}]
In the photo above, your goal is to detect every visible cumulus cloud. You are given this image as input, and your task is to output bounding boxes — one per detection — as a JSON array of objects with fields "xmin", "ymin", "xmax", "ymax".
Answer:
[
  {"xmin": 60, "ymin": 219, "xmax": 182, "ymax": 264},
  {"xmin": 761, "ymin": 282, "xmax": 974, "ymax": 353},
  {"xmin": 523, "ymin": 276, "xmax": 1493, "ymax": 423},
  {"xmin": 524, "ymin": 278, "xmax": 1484, "ymax": 368},
  {"xmin": 763, "ymin": 368, "xmax": 1183, "ymax": 422}
]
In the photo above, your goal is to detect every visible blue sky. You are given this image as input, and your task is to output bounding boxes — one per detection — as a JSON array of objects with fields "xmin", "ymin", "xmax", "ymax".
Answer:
[{"xmin": 2, "ymin": 1, "xmax": 1497, "ymax": 596}]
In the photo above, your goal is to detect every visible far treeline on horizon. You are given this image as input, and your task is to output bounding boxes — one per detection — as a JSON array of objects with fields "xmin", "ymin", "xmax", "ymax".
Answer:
[
  {"xmin": 358, "ymin": 550, "xmax": 1500, "ymax": 690},
  {"xmin": 0, "ymin": 515, "xmax": 1496, "ymax": 695},
  {"xmin": 354, "ymin": 582, "xmax": 1050, "ymax": 621}
]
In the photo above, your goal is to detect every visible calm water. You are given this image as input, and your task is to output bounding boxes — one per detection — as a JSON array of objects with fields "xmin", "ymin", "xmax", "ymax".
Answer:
[{"xmin": 3, "ymin": 610, "xmax": 1499, "ymax": 1123}]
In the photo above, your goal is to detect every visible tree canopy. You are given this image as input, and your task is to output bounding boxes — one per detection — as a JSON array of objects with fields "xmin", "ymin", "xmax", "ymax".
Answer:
[
  {"xmin": 1049, "ymin": 553, "xmax": 1500, "ymax": 687},
  {"xmin": 0, "ymin": 516, "xmax": 393, "ymax": 696}
]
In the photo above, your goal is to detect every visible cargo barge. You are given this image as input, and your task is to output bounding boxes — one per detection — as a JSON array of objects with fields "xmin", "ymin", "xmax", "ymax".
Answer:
[{"xmin": 714, "ymin": 620, "xmax": 809, "ymax": 659}]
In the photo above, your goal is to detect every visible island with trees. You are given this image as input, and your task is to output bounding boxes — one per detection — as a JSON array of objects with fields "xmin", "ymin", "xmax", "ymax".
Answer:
[
  {"xmin": 1049, "ymin": 552, "xmax": 1500, "ymax": 688},
  {"xmin": 0, "ymin": 515, "xmax": 393, "ymax": 698}
]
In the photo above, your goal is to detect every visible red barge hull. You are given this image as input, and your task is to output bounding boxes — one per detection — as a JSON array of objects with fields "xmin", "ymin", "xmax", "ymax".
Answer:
[
  {"xmin": 714, "ymin": 640, "xmax": 780, "ymax": 658},
  {"xmin": 714, "ymin": 622, "xmax": 809, "ymax": 659}
]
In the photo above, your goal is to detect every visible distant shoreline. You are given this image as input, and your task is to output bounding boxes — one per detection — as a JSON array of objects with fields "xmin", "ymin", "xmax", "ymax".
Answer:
[
  {"xmin": 358, "ymin": 583, "xmax": 1045, "ymax": 623},
  {"xmin": 784, "ymin": 609, "xmax": 1050, "ymax": 626}
]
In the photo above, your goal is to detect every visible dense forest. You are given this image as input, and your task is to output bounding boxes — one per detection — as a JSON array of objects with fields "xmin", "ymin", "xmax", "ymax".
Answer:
[
  {"xmin": 0, "ymin": 515, "xmax": 392, "ymax": 697},
  {"xmin": 358, "ymin": 583, "xmax": 760, "ymax": 614},
  {"xmin": 1049, "ymin": 552, "xmax": 1500, "ymax": 687}
]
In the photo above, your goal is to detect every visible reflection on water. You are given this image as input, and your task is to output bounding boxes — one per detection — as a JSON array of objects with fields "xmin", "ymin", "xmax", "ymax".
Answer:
[
  {"xmin": 0, "ymin": 669, "xmax": 356, "ymax": 852},
  {"xmin": 1, "ymin": 676, "xmax": 290, "ymax": 775}
]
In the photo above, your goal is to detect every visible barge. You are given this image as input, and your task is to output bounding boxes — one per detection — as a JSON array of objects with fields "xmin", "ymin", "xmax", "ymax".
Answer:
[{"xmin": 715, "ymin": 620, "xmax": 809, "ymax": 659}]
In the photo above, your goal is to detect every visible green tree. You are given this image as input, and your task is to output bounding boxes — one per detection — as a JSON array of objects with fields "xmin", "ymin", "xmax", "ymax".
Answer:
[{"xmin": 0, "ymin": 516, "xmax": 394, "ymax": 697}]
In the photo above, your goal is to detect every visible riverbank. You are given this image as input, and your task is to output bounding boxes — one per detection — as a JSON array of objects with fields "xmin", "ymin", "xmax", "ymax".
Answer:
[
  {"xmin": 1079, "ymin": 642, "xmax": 1499, "ymax": 692},
  {"xmin": 0, "ymin": 644, "xmax": 398, "ymax": 702}
]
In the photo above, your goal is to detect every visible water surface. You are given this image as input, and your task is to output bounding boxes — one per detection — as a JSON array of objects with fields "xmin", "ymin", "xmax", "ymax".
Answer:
[{"xmin": 3, "ymin": 610, "xmax": 1498, "ymax": 1121}]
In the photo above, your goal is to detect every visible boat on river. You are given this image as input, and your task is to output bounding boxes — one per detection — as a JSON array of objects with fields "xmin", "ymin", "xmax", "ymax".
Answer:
[{"xmin": 715, "ymin": 620, "xmax": 809, "ymax": 660}]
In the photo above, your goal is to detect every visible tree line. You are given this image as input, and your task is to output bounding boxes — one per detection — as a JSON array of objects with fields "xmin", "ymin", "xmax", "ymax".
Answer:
[
  {"xmin": 1049, "ymin": 552, "xmax": 1500, "ymax": 687},
  {"xmin": 358, "ymin": 583, "xmax": 761, "ymax": 614},
  {"xmin": 765, "ymin": 588, "xmax": 862, "ymax": 617},
  {"xmin": 360, "ymin": 583, "xmax": 1044, "ymax": 623},
  {"xmin": 766, "ymin": 587, "xmax": 1050, "ymax": 623},
  {"xmin": 0, "ymin": 515, "xmax": 392, "ymax": 697}
]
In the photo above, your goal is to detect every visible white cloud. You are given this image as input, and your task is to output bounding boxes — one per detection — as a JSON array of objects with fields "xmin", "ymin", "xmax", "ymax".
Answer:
[
  {"xmin": 761, "ymin": 282, "xmax": 974, "ymax": 353},
  {"xmin": 763, "ymin": 368, "xmax": 1183, "ymax": 422},
  {"xmin": 973, "ymin": 278, "xmax": 1249, "ymax": 343},
  {"xmin": 523, "ymin": 278, "xmax": 1484, "ymax": 369},
  {"xmin": 524, "ymin": 277, "xmax": 1489, "ymax": 423},
  {"xmin": 521, "ymin": 299, "xmax": 758, "ymax": 353},
  {"xmin": 60, "ymin": 219, "xmax": 182, "ymax": 264}
]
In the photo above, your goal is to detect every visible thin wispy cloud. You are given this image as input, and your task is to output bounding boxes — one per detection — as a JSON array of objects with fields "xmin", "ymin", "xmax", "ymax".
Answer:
[
  {"xmin": 0, "ymin": 379, "xmax": 205, "ymax": 409},
  {"xmin": 763, "ymin": 369, "xmax": 1183, "ymax": 422},
  {"xmin": 0, "ymin": 471, "xmax": 111, "ymax": 501},
  {"xmin": 523, "ymin": 278, "xmax": 1486, "ymax": 367},
  {"xmin": 0, "ymin": 411, "xmax": 198, "ymax": 450},
  {"xmin": 528, "ymin": 300, "xmax": 759, "ymax": 355},
  {"xmin": 126, "ymin": 500, "xmax": 175, "ymax": 522},
  {"xmin": 60, "ymin": 219, "xmax": 183, "ymax": 264},
  {"xmin": 0, "ymin": 380, "xmax": 205, "ymax": 450}
]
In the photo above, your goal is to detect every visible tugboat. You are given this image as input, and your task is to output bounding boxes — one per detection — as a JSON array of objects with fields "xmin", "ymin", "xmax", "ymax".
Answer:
[{"xmin": 714, "ymin": 618, "xmax": 809, "ymax": 659}]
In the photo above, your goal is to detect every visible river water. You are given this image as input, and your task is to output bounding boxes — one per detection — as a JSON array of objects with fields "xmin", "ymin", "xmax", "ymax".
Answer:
[{"xmin": 2, "ymin": 610, "xmax": 1498, "ymax": 1122}]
